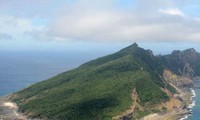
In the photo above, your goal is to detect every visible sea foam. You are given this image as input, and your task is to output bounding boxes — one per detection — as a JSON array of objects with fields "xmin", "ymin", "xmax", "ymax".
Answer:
[
  {"xmin": 180, "ymin": 88, "xmax": 196, "ymax": 120},
  {"xmin": 189, "ymin": 88, "xmax": 196, "ymax": 108},
  {"xmin": 180, "ymin": 115, "xmax": 188, "ymax": 120},
  {"xmin": 191, "ymin": 88, "xmax": 196, "ymax": 97}
]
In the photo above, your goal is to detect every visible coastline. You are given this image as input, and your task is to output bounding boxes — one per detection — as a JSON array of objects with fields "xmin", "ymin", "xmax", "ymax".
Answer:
[
  {"xmin": 180, "ymin": 88, "xmax": 196, "ymax": 120},
  {"xmin": 0, "ymin": 95, "xmax": 27, "ymax": 120},
  {"xmin": 141, "ymin": 87, "xmax": 194, "ymax": 120},
  {"xmin": 0, "ymin": 88, "xmax": 195, "ymax": 120},
  {"xmin": 0, "ymin": 79, "xmax": 196, "ymax": 120},
  {"xmin": 0, "ymin": 89, "xmax": 195, "ymax": 120}
]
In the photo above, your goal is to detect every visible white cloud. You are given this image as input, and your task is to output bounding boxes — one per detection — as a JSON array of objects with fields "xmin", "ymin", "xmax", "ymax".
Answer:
[
  {"xmin": 1, "ymin": 0, "xmax": 200, "ymax": 43},
  {"xmin": 159, "ymin": 8, "xmax": 184, "ymax": 16},
  {"xmin": 40, "ymin": 0, "xmax": 200, "ymax": 43},
  {"xmin": 48, "ymin": 11, "xmax": 126, "ymax": 41},
  {"xmin": 0, "ymin": 14, "xmax": 45, "ymax": 41}
]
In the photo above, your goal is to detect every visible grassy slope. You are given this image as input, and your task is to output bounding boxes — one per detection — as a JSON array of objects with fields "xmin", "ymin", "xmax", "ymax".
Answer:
[{"xmin": 12, "ymin": 44, "xmax": 171, "ymax": 120}]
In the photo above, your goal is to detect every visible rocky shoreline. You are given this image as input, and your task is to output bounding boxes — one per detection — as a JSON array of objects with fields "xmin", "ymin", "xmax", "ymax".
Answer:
[
  {"xmin": 141, "ymin": 88, "xmax": 194, "ymax": 120},
  {"xmin": 0, "ymin": 95, "xmax": 27, "ymax": 120},
  {"xmin": 0, "ymin": 78, "xmax": 196, "ymax": 120}
]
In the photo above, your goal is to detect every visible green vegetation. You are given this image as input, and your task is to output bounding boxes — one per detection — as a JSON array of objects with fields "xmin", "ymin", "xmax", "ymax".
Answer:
[
  {"xmin": 135, "ymin": 78, "xmax": 169, "ymax": 105},
  {"xmin": 12, "ymin": 43, "xmax": 174, "ymax": 120}
]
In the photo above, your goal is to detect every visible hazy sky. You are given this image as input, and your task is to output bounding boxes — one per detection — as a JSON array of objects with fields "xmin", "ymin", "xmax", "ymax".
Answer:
[{"xmin": 0, "ymin": 0, "xmax": 200, "ymax": 54}]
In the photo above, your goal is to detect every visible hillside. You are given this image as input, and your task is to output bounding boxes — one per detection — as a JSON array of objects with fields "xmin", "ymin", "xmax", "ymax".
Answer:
[
  {"xmin": 11, "ymin": 43, "xmax": 175, "ymax": 120},
  {"xmin": 157, "ymin": 48, "xmax": 200, "ymax": 78}
]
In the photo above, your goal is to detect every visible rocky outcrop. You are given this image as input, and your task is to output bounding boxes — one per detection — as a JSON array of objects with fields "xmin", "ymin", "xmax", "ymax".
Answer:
[
  {"xmin": 163, "ymin": 70, "xmax": 194, "ymax": 88},
  {"xmin": 157, "ymin": 48, "xmax": 200, "ymax": 79},
  {"xmin": 0, "ymin": 95, "xmax": 27, "ymax": 120}
]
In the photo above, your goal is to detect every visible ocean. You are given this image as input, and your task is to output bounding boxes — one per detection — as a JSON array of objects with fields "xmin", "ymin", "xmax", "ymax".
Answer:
[
  {"xmin": 186, "ymin": 88, "xmax": 200, "ymax": 120},
  {"xmin": 0, "ymin": 51, "xmax": 105, "ymax": 96}
]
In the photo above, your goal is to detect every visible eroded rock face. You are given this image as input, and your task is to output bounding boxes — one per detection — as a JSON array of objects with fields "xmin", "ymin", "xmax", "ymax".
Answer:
[
  {"xmin": 0, "ymin": 96, "xmax": 27, "ymax": 120},
  {"xmin": 163, "ymin": 70, "xmax": 194, "ymax": 88},
  {"xmin": 183, "ymin": 63, "xmax": 195, "ymax": 77}
]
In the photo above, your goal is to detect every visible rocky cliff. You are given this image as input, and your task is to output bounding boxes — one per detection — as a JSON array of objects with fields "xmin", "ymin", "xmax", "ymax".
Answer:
[{"xmin": 157, "ymin": 48, "xmax": 200, "ymax": 79}]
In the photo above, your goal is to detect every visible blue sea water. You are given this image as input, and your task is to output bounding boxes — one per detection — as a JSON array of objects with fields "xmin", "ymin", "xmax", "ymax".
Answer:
[
  {"xmin": 0, "ymin": 51, "xmax": 105, "ymax": 96},
  {"xmin": 187, "ymin": 88, "xmax": 200, "ymax": 120}
]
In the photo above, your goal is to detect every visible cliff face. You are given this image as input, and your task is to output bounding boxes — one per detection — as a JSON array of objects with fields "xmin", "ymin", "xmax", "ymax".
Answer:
[
  {"xmin": 158, "ymin": 48, "xmax": 200, "ymax": 78},
  {"xmin": 163, "ymin": 70, "xmax": 194, "ymax": 88}
]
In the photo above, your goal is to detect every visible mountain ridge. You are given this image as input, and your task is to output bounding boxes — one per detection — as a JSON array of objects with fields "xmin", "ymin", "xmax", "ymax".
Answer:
[
  {"xmin": 10, "ymin": 43, "xmax": 199, "ymax": 120},
  {"xmin": 157, "ymin": 47, "xmax": 200, "ymax": 78}
]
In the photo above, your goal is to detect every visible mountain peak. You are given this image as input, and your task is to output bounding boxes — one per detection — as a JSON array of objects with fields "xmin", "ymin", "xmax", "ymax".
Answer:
[
  {"xmin": 184, "ymin": 48, "xmax": 196, "ymax": 53},
  {"xmin": 124, "ymin": 42, "xmax": 139, "ymax": 49},
  {"xmin": 132, "ymin": 42, "xmax": 138, "ymax": 47},
  {"xmin": 172, "ymin": 50, "xmax": 181, "ymax": 55},
  {"xmin": 12, "ymin": 43, "xmax": 170, "ymax": 120},
  {"xmin": 172, "ymin": 48, "xmax": 197, "ymax": 55},
  {"xmin": 119, "ymin": 42, "xmax": 140, "ymax": 54},
  {"xmin": 14, "ymin": 43, "xmax": 200, "ymax": 120}
]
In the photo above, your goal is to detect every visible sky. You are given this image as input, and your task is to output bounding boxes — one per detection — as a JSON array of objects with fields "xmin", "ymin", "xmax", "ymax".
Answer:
[{"xmin": 0, "ymin": 0, "xmax": 200, "ymax": 55}]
